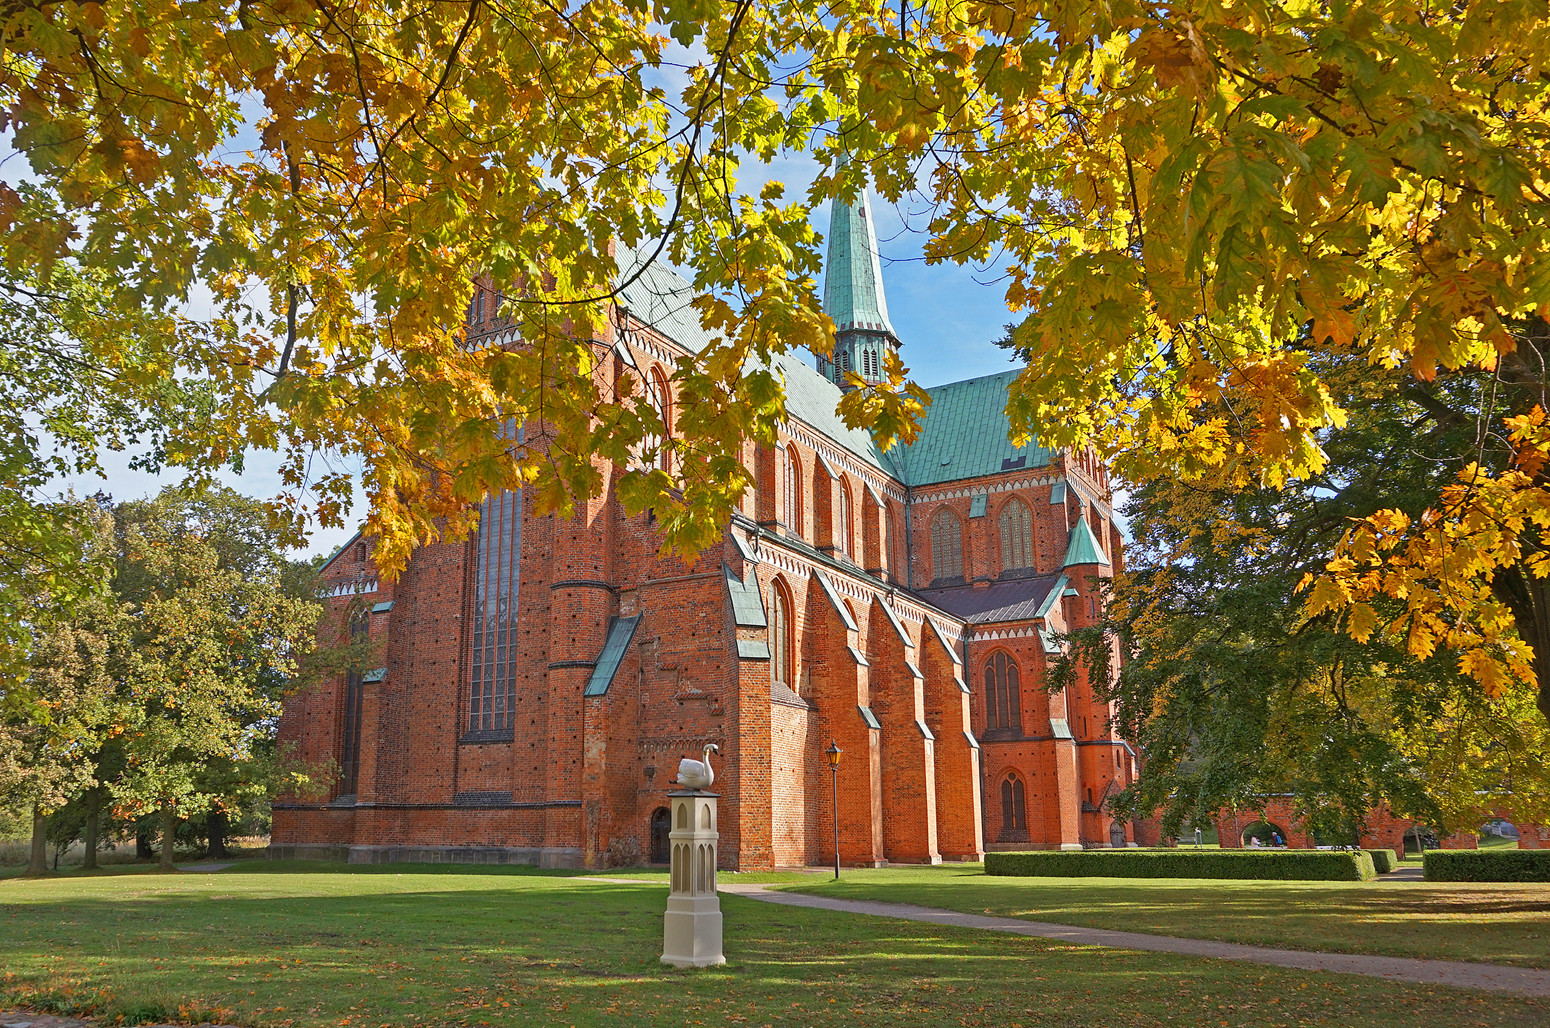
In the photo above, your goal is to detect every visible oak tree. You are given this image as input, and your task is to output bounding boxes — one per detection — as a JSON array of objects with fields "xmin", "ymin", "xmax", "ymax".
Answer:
[
  {"xmin": 0, "ymin": 501, "xmax": 118, "ymax": 875},
  {"xmin": 110, "ymin": 488, "xmax": 322, "ymax": 870},
  {"xmin": 1064, "ymin": 361, "xmax": 1550, "ymax": 834},
  {"xmin": 4, "ymin": 1, "xmax": 1549, "ymax": 716}
]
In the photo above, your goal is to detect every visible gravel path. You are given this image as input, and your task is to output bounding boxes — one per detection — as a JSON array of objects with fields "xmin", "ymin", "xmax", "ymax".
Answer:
[{"xmin": 716, "ymin": 882, "xmax": 1550, "ymax": 998}]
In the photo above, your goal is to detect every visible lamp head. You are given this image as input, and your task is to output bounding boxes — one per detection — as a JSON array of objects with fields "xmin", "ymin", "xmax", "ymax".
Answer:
[{"xmin": 825, "ymin": 740, "xmax": 843, "ymax": 768}]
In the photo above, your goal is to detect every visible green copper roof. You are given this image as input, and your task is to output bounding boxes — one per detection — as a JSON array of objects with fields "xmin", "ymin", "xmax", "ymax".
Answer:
[
  {"xmin": 1035, "ymin": 573, "xmax": 1070, "ymax": 618},
  {"xmin": 584, "ymin": 614, "xmax": 641, "ymax": 696},
  {"xmin": 724, "ymin": 564, "xmax": 768, "ymax": 628},
  {"xmin": 1063, "ymin": 517, "xmax": 1111, "ymax": 568},
  {"xmin": 823, "ymin": 190, "xmax": 897, "ymax": 338},
  {"xmin": 611, "ymin": 236, "xmax": 1063, "ymax": 495},
  {"xmin": 892, "ymin": 370, "xmax": 1054, "ymax": 486}
]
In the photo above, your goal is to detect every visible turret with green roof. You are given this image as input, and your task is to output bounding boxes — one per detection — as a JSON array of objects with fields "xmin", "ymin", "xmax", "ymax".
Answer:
[{"xmin": 1062, "ymin": 515, "xmax": 1111, "ymax": 569}]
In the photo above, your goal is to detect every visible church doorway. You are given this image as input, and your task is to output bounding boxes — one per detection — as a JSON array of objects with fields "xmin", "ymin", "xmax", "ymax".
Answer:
[{"xmin": 649, "ymin": 807, "xmax": 672, "ymax": 864}]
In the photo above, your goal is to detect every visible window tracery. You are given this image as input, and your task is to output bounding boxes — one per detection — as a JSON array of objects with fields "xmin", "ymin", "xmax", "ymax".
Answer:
[
  {"xmin": 930, "ymin": 509, "xmax": 963, "ymax": 582},
  {"xmin": 999, "ymin": 497, "xmax": 1035, "ymax": 573},
  {"xmin": 984, "ymin": 651, "xmax": 1022, "ymax": 732}
]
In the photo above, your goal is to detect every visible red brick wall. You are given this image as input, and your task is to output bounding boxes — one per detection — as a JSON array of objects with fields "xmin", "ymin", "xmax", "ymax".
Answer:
[{"xmin": 275, "ymin": 316, "xmax": 1137, "ymax": 868}]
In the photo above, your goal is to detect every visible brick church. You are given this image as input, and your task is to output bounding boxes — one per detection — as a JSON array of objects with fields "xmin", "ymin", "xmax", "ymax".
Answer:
[{"xmin": 272, "ymin": 189, "xmax": 1136, "ymax": 869}]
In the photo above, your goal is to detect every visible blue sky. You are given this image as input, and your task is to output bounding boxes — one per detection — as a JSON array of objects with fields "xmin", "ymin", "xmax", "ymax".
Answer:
[
  {"xmin": 63, "ymin": 188, "xmax": 1028, "ymax": 560},
  {"xmin": 49, "ymin": 142, "xmax": 1029, "ymax": 560}
]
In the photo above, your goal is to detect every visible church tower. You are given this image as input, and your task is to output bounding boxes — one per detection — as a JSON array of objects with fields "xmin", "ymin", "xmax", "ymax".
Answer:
[{"xmin": 819, "ymin": 184, "xmax": 900, "ymax": 390}]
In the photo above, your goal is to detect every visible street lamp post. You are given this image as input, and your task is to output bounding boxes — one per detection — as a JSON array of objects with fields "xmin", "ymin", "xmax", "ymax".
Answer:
[{"xmin": 825, "ymin": 741, "xmax": 843, "ymax": 880}]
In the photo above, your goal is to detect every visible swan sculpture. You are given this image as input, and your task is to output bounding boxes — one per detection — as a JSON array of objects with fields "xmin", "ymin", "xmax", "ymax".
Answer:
[{"xmin": 676, "ymin": 743, "xmax": 719, "ymax": 790}]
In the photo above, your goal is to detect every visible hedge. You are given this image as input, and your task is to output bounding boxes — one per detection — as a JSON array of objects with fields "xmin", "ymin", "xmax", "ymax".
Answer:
[
  {"xmin": 985, "ymin": 849, "xmax": 1376, "ymax": 881},
  {"xmin": 1423, "ymin": 849, "xmax": 1550, "ymax": 882},
  {"xmin": 1366, "ymin": 849, "xmax": 1398, "ymax": 874}
]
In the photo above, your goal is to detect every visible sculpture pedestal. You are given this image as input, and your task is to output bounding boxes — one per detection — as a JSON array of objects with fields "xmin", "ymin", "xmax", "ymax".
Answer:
[{"xmin": 661, "ymin": 790, "xmax": 725, "ymax": 968}]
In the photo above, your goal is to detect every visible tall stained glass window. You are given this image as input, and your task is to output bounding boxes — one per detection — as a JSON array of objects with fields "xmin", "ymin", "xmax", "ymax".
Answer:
[
  {"xmin": 931, "ymin": 509, "xmax": 963, "ymax": 582},
  {"xmin": 836, "ymin": 481, "xmax": 851, "ymax": 557},
  {"xmin": 999, "ymin": 498, "xmax": 1035, "ymax": 572},
  {"xmin": 1000, "ymin": 774, "xmax": 1027, "ymax": 839},
  {"xmin": 984, "ymin": 651, "xmax": 1022, "ymax": 732},
  {"xmin": 470, "ymin": 423, "xmax": 523, "ymax": 735},
  {"xmin": 771, "ymin": 580, "xmax": 793, "ymax": 689},
  {"xmin": 645, "ymin": 367, "xmax": 671, "ymax": 471},
  {"xmin": 340, "ymin": 608, "xmax": 368, "ymax": 795},
  {"xmin": 783, "ymin": 446, "xmax": 803, "ymax": 537}
]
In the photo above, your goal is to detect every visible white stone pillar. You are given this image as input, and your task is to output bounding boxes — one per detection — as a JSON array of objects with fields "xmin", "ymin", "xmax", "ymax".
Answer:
[{"xmin": 661, "ymin": 789, "xmax": 725, "ymax": 968}]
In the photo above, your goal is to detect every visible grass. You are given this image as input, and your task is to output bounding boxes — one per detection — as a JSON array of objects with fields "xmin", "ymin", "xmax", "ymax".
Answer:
[
  {"xmin": 778, "ymin": 865, "xmax": 1550, "ymax": 968},
  {"xmin": 2, "ymin": 864, "xmax": 1547, "ymax": 1027}
]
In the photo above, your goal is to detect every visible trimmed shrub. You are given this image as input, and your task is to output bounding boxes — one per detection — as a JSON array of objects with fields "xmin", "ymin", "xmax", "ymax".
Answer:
[
  {"xmin": 1423, "ymin": 849, "xmax": 1550, "ymax": 882},
  {"xmin": 1366, "ymin": 849, "xmax": 1398, "ymax": 874},
  {"xmin": 985, "ymin": 849, "xmax": 1376, "ymax": 881}
]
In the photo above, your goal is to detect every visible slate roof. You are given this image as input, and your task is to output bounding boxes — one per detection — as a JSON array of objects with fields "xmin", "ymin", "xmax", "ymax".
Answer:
[
  {"xmin": 614, "ymin": 246, "xmax": 718, "ymax": 354},
  {"xmin": 915, "ymin": 573, "xmax": 1064, "ymax": 624}
]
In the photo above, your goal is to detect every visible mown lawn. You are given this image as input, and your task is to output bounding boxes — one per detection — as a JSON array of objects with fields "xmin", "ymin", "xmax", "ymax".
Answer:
[
  {"xmin": 771, "ymin": 865, "xmax": 1550, "ymax": 968},
  {"xmin": 1, "ymin": 864, "xmax": 1545, "ymax": 1027}
]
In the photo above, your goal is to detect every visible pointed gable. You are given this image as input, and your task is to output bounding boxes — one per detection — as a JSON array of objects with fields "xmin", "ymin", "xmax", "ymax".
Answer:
[{"xmin": 1062, "ymin": 516, "xmax": 1111, "ymax": 568}]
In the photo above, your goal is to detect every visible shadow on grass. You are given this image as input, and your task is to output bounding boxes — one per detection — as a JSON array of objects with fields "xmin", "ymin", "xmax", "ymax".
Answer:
[{"xmin": 3, "ymin": 871, "xmax": 1549, "ymax": 1027}]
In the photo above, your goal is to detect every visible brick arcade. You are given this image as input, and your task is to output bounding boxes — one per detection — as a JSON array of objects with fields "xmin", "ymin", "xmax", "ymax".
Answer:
[{"xmin": 271, "ymin": 190, "xmax": 1136, "ymax": 870}]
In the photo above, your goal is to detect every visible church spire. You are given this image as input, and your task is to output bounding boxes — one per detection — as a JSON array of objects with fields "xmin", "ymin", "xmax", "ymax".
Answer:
[{"xmin": 820, "ymin": 170, "xmax": 900, "ymax": 389}]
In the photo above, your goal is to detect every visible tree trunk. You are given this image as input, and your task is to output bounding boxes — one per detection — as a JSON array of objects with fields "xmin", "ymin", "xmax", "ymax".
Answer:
[
  {"xmin": 27, "ymin": 805, "xmax": 48, "ymax": 876},
  {"xmin": 1536, "ymin": 648, "xmax": 1550, "ymax": 725},
  {"xmin": 158, "ymin": 801, "xmax": 178, "ymax": 871},
  {"xmin": 207, "ymin": 808, "xmax": 228, "ymax": 860},
  {"xmin": 136, "ymin": 830, "xmax": 153, "ymax": 859},
  {"xmin": 82, "ymin": 792, "xmax": 99, "ymax": 870}
]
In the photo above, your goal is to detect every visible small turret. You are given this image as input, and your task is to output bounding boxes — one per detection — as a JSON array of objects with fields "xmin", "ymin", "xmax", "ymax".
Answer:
[{"xmin": 1062, "ymin": 515, "xmax": 1111, "ymax": 569}]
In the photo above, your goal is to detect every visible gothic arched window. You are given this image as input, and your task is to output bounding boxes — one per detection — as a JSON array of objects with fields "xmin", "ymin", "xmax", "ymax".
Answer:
[
  {"xmin": 645, "ymin": 366, "xmax": 671, "ymax": 472},
  {"xmin": 999, "ymin": 497, "xmax": 1035, "ymax": 573},
  {"xmin": 836, "ymin": 480, "xmax": 852, "ymax": 557},
  {"xmin": 1000, "ymin": 773, "xmax": 1028, "ymax": 839},
  {"xmin": 930, "ymin": 509, "xmax": 963, "ymax": 582},
  {"xmin": 771, "ymin": 579, "xmax": 794, "ymax": 689},
  {"xmin": 984, "ymin": 651, "xmax": 1022, "ymax": 732},
  {"xmin": 783, "ymin": 446, "xmax": 803, "ymax": 536},
  {"xmin": 882, "ymin": 507, "xmax": 895, "ymax": 577},
  {"xmin": 340, "ymin": 608, "xmax": 369, "ymax": 796}
]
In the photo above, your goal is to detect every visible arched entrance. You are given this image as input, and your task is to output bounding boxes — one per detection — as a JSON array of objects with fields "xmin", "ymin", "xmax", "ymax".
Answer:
[
  {"xmin": 1109, "ymin": 820, "xmax": 1127, "ymax": 848},
  {"xmin": 1480, "ymin": 819, "xmax": 1521, "ymax": 850},
  {"xmin": 1241, "ymin": 821, "xmax": 1287, "ymax": 847},
  {"xmin": 1403, "ymin": 825, "xmax": 1438, "ymax": 857},
  {"xmin": 649, "ymin": 807, "xmax": 671, "ymax": 864}
]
